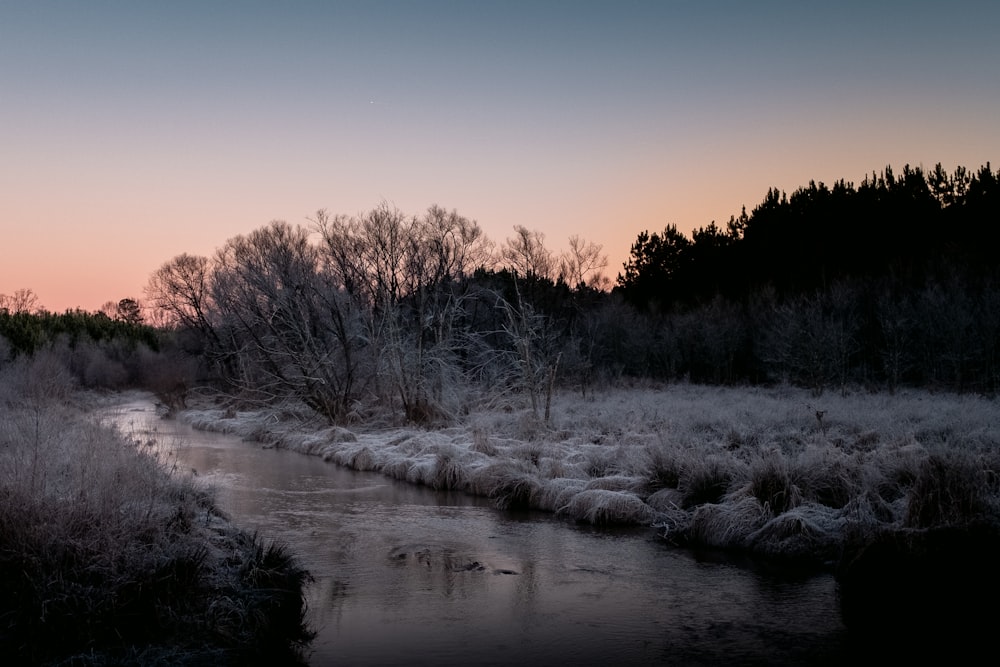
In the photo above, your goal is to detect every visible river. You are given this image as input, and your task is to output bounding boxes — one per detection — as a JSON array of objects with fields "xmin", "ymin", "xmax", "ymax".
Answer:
[{"xmin": 107, "ymin": 397, "xmax": 857, "ymax": 666}]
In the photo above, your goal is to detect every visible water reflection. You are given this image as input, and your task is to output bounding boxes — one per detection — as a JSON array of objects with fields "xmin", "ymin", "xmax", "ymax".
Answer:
[{"xmin": 107, "ymin": 399, "xmax": 853, "ymax": 666}]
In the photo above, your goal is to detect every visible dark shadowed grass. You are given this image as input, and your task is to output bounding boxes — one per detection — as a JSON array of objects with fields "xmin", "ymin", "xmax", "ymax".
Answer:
[
  {"xmin": 905, "ymin": 450, "xmax": 996, "ymax": 528},
  {"xmin": 836, "ymin": 520, "xmax": 1000, "ymax": 658},
  {"xmin": 0, "ymin": 361, "xmax": 313, "ymax": 665}
]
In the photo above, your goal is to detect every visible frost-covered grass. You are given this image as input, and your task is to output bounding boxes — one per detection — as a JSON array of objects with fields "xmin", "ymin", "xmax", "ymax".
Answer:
[
  {"xmin": 0, "ymin": 360, "xmax": 313, "ymax": 664},
  {"xmin": 178, "ymin": 382, "xmax": 1000, "ymax": 566}
]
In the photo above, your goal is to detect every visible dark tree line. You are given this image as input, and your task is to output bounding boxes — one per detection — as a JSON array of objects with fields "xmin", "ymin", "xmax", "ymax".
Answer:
[
  {"xmin": 615, "ymin": 163, "xmax": 1000, "ymax": 393},
  {"xmin": 0, "ymin": 300, "xmax": 162, "ymax": 390},
  {"xmin": 0, "ymin": 307, "xmax": 158, "ymax": 358},
  {"xmin": 9, "ymin": 162, "xmax": 993, "ymax": 423},
  {"xmin": 132, "ymin": 164, "xmax": 999, "ymax": 423},
  {"xmin": 618, "ymin": 163, "xmax": 1000, "ymax": 306}
]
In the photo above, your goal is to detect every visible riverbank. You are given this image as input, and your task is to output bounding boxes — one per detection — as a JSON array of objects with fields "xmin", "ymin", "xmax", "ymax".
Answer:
[
  {"xmin": 0, "ymin": 385, "xmax": 314, "ymax": 664},
  {"xmin": 175, "ymin": 383, "xmax": 1000, "ymax": 566},
  {"xmin": 173, "ymin": 382, "xmax": 1000, "ymax": 648}
]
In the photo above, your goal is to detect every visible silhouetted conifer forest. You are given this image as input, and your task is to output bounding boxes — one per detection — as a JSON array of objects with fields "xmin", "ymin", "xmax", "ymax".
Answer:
[
  {"xmin": 615, "ymin": 163, "xmax": 1000, "ymax": 393},
  {"xmin": 3, "ymin": 163, "xmax": 998, "ymax": 420}
]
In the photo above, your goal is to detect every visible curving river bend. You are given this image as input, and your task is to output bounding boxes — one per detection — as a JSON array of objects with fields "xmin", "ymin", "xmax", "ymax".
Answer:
[{"xmin": 108, "ymin": 398, "xmax": 858, "ymax": 666}]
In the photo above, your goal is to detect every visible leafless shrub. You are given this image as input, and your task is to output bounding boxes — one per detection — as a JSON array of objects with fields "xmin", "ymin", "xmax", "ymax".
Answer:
[
  {"xmin": 0, "ymin": 349, "xmax": 76, "ymax": 406},
  {"xmin": 141, "ymin": 347, "xmax": 200, "ymax": 414},
  {"xmin": 75, "ymin": 342, "xmax": 129, "ymax": 389},
  {"xmin": 0, "ymin": 336, "xmax": 11, "ymax": 367},
  {"xmin": 759, "ymin": 286, "xmax": 860, "ymax": 395}
]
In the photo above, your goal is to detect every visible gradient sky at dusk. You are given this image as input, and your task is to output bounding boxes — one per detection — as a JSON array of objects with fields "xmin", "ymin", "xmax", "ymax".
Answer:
[{"xmin": 3, "ymin": 1, "xmax": 998, "ymax": 312}]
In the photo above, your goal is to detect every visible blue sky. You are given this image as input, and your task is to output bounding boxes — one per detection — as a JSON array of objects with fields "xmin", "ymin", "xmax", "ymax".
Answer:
[{"xmin": 2, "ymin": 1, "xmax": 998, "ymax": 310}]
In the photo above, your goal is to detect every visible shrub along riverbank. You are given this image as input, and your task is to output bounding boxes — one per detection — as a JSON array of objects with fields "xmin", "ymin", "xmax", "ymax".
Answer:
[{"xmin": 0, "ymin": 359, "xmax": 313, "ymax": 665}]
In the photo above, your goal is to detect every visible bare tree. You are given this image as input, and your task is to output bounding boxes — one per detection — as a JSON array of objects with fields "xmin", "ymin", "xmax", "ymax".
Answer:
[
  {"xmin": 99, "ymin": 301, "xmax": 119, "ymax": 320},
  {"xmin": 313, "ymin": 205, "xmax": 413, "ymax": 414},
  {"xmin": 501, "ymin": 226, "xmax": 554, "ymax": 281},
  {"xmin": 0, "ymin": 288, "xmax": 41, "ymax": 314},
  {"xmin": 489, "ymin": 280, "xmax": 561, "ymax": 423},
  {"xmin": 210, "ymin": 220, "xmax": 367, "ymax": 421},
  {"xmin": 144, "ymin": 253, "xmax": 230, "ymax": 388},
  {"xmin": 145, "ymin": 254, "xmax": 218, "ymax": 335},
  {"xmin": 145, "ymin": 204, "xmax": 499, "ymax": 423},
  {"xmin": 395, "ymin": 206, "xmax": 494, "ymax": 419},
  {"xmin": 558, "ymin": 235, "xmax": 609, "ymax": 290},
  {"xmin": 417, "ymin": 204, "xmax": 495, "ymax": 283},
  {"xmin": 313, "ymin": 204, "xmax": 492, "ymax": 422}
]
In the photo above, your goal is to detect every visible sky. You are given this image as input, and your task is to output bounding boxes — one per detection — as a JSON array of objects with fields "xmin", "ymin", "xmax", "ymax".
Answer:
[{"xmin": 2, "ymin": 1, "xmax": 998, "ymax": 313}]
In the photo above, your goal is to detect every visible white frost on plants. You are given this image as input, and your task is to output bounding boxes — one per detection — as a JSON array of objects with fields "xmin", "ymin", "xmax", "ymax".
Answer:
[{"xmin": 176, "ymin": 383, "xmax": 1000, "ymax": 563}]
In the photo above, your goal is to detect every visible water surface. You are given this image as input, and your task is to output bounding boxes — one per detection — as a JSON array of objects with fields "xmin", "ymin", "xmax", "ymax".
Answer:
[{"xmin": 109, "ymin": 399, "xmax": 854, "ymax": 666}]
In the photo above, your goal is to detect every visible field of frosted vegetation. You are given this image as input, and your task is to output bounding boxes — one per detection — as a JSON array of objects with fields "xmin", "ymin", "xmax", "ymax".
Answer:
[
  {"xmin": 0, "ymin": 355, "xmax": 312, "ymax": 664},
  {"xmin": 179, "ymin": 381, "xmax": 1000, "ymax": 567}
]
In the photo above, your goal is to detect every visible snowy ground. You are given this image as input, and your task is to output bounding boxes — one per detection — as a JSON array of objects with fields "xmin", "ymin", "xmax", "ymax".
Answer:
[{"xmin": 176, "ymin": 383, "xmax": 1000, "ymax": 567}]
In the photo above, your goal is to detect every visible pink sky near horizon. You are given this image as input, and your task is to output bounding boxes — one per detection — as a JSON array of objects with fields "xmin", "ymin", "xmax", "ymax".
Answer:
[{"xmin": 2, "ymin": 2, "xmax": 998, "ymax": 313}]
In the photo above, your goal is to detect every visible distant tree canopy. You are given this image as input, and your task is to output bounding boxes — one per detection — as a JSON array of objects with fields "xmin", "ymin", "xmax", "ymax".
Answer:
[
  {"xmin": 617, "ymin": 163, "xmax": 1000, "ymax": 310},
  {"xmin": 136, "ymin": 172, "xmax": 999, "ymax": 416},
  {"xmin": 0, "ymin": 308, "xmax": 159, "ymax": 359},
  {"xmin": 84, "ymin": 164, "xmax": 992, "ymax": 419},
  {"xmin": 6, "ymin": 164, "xmax": 996, "ymax": 416}
]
